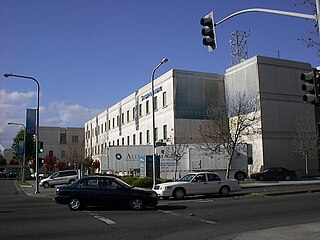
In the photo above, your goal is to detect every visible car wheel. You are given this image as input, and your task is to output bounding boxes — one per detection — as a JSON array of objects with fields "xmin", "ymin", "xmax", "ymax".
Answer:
[
  {"xmin": 284, "ymin": 175, "xmax": 291, "ymax": 181},
  {"xmin": 219, "ymin": 186, "xmax": 230, "ymax": 197},
  {"xmin": 235, "ymin": 171, "xmax": 246, "ymax": 181},
  {"xmin": 173, "ymin": 188, "xmax": 185, "ymax": 200},
  {"xmin": 43, "ymin": 182, "xmax": 49, "ymax": 188},
  {"xmin": 130, "ymin": 198, "xmax": 144, "ymax": 211},
  {"xmin": 69, "ymin": 198, "xmax": 82, "ymax": 211},
  {"xmin": 258, "ymin": 175, "xmax": 264, "ymax": 181}
]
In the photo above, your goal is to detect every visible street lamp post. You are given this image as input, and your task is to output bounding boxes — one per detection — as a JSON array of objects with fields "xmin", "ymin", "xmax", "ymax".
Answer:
[
  {"xmin": 151, "ymin": 58, "xmax": 168, "ymax": 187},
  {"xmin": 4, "ymin": 73, "xmax": 40, "ymax": 193},
  {"xmin": 8, "ymin": 122, "xmax": 26, "ymax": 182}
]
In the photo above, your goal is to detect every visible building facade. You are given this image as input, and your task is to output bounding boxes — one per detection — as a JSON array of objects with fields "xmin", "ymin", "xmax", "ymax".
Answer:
[
  {"xmin": 85, "ymin": 57, "xmax": 320, "ymax": 177},
  {"xmin": 85, "ymin": 69, "xmax": 224, "ymax": 167},
  {"xmin": 225, "ymin": 56, "xmax": 319, "ymax": 176},
  {"xmin": 39, "ymin": 126, "xmax": 84, "ymax": 163}
]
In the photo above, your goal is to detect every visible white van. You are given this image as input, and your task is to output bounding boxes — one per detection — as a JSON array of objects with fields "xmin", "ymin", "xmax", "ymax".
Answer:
[{"xmin": 40, "ymin": 170, "xmax": 78, "ymax": 188}]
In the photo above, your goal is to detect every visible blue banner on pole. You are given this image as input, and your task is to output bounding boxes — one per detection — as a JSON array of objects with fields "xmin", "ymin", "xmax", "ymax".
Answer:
[{"xmin": 26, "ymin": 109, "xmax": 36, "ymax": 135}]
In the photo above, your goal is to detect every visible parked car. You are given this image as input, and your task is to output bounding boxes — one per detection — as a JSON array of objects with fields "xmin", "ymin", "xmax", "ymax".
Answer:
[
  {"xmin": 54, "ymin": 175, "xmax": 158, "ymax": 211},
  {"xmin": 6, "ymin": 171, "xmax": 18, "ymax": 178},
  {"xmin": 250, "ymin": 167, "xmax": 297, "ymax": 181},
  {"xmin": 40, "ymin": 170, "xmax": 78, "ymax": 188},
  {"xmin": 153, "ymin": 172, "xmax": 241, "ymax": 199}
]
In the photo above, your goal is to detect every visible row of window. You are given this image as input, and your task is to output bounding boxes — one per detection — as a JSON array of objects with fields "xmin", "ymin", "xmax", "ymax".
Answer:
[
  {"xmin": 60, "ymin": 133, "xmax": 79, "ymax": 144},
  {"xmin": 85, "ymin": 92, "xmax": 167, "ymax": 140},
  {"xmin": 86, "ymin": 125, "xmax": 168, "ymax": 156}
]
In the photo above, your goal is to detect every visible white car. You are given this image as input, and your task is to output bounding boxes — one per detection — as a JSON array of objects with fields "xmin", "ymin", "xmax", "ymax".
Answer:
[{"xmin": 153, "ymin": 172, "xmax": 241, "ymax": 199}]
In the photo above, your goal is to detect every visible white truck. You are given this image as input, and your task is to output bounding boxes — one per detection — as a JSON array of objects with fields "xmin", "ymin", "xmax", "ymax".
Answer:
[
  {"xmin": 158, "ymin": 144, "xmax": 249, "ymax": 180},
  {"xmin": 98, "ymin": 144, "xmax": 250, "ymax": 180}
]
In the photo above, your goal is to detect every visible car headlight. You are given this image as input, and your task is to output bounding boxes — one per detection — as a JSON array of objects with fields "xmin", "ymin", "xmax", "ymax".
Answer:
[
  {"xmin": 150, "ymin": 192, "xmax": 157, "ymax": 198},
  {"xmin": 160, "ymin": 186, "xmax": 172, "ymax": 190}
]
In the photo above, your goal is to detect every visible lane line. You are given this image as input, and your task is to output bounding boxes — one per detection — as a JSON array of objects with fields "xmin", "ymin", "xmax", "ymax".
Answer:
[{"xmin": 89, "ymin": 213, "xmax": 116, "ymax": 225}]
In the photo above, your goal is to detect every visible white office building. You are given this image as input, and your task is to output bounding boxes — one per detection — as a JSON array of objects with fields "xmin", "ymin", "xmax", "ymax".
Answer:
[
  {"xmin": 85, "ymin": 69, "xmax": 224, "ymax": 167},
  {"xmin": 85, "ymin": 56, "xmax": 320, "ymax": 177}
]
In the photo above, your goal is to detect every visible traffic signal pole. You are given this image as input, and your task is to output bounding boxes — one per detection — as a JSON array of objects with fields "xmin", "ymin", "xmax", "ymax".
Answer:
[
  {"xmin": 203, "ymin": 0, "xmax": 320, "ymax": 51},
  {"xmin": 215, "ymin": 7, "xmax": 318, "ymax": 27}
]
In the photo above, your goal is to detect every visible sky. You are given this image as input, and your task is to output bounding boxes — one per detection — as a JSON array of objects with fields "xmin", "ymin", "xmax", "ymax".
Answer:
[{"xmin": 0, "ymin": 0, "xmax": 319, "ymax": 148}]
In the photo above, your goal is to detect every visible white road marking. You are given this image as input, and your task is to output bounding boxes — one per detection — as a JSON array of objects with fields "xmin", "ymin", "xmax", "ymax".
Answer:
[
  {"xmin": 89, "ymin": 213, "xmax": 116, "ymax": 225},
  {"xmin": 158, "ymin": 209, "xmax": 216, "ymax": 224}
]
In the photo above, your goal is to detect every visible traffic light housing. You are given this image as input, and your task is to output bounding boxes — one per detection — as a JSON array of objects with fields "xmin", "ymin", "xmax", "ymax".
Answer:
[
  {"xmin": 200, "ymin": 11, "xmax": 217, "ymax": 52},
  {"xmin": 301, "ymin": 69, "xmax": 320, "ymax": 105},
  {"xmin": 38, "ymin": 141, "xmax": 44, "ymax": 153}
]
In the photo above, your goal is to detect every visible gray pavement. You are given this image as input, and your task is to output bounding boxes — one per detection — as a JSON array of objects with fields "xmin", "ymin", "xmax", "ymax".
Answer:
[
  {"xmin": 216, "ymin": 222, "xmax": 320, "ymax": 240},
  {"xmin": 15, "ymin": 179, "xmax": 320, "ymax": 240}
]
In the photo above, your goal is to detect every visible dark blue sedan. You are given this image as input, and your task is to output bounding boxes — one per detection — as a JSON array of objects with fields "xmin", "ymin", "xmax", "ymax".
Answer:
[{"xmin": 54, "ymin": 176, "xmax": 158, "ymax": 211}]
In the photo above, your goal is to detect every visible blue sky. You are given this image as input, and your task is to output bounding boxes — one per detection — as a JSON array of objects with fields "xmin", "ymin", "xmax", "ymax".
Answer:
[{"xmin": 0, "ymin": 0, "xmax": 318, "ymax": 148}]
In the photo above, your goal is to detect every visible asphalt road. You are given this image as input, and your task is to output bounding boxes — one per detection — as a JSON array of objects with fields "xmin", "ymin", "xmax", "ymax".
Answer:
[{"xmin": 1, "ymin": 180, "xmax": 320, "ymax": 240}]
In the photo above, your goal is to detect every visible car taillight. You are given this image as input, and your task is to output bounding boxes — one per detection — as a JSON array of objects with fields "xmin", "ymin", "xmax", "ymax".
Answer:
[{"xmin": 56, "ymin": 188, "xmax": 60, "ymax": 195}]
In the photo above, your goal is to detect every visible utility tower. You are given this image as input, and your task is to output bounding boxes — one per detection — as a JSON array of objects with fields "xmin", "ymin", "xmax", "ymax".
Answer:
[{"xmin": 230, "ymin": 30, "xmax": 250, "ymax": 65}]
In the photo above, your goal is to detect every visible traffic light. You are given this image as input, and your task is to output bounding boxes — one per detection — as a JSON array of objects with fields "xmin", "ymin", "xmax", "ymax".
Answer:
[
  {"xmin": 301, "ymin": 69, "xmax": 320, "ymax": 105},
  {"xmin": 38, "ymin": 141, "xmax": 44, "ymax": 153},
  {"xmin": 200, "ymin": 11, "xmax": 217, "ymax": 52}
]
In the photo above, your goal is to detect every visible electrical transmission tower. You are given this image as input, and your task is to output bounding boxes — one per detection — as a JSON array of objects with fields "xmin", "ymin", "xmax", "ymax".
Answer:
[{"xmin": 230, "ymin": 30, "xmax": 250, "ymax": 65}]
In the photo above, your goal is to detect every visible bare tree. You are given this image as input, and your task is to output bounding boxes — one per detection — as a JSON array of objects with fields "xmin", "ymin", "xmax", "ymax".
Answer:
[
  {"xmin": 296, "ymin": 0, "xmax": 320, "ymax": 57},
  {"xmin": 293, "ymin": 117, "xmax": 318, "ymax": 176},
  {"xmin": 65, "ymin": 139, "xmax": 86, "ymax": 171},
  {"xmin": 165, "ymin": 142, "xmax": 189, "ymax": 181},
  {"xmin": 199, "ymin": 92, "xmax": 260, "ymax": 178}
]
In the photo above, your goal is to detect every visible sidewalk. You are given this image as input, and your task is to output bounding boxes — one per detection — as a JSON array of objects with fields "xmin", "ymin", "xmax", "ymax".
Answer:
[
  {"xmin": 16, "ymin": 181, "xmax": 56, "ymax": 198},
  {"xmin": 216, "ymin": 222, "xmax": 320, "ymax": 240}
]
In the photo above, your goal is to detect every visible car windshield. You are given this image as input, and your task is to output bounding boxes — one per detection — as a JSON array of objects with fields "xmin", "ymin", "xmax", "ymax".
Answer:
[{"xmin": 178, "ymin": 174, "xmax": 196, "ymax": 182}]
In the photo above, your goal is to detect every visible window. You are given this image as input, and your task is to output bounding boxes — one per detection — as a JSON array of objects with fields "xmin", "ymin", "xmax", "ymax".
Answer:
[
  {"xmin": 117, "ymin": 139, "xmax": 119, "ymax": 146},
  {"xmin": 139, "ymin": 132, "xmax": 143, "ymax": 145},
  {"xmin": 163, "ymin": 125, "xmax": 168, "ymax": 140},
  {"xmin": 122, "ymin": 137, "xmax": 125, "ymax": 145},
  {"xmin": 139, "ymin": 104, "xmax": 142, "ymax": 117},
  {"xmin": 163, "ymin": 92, "xmax": 167, "ymax": 107},
  {"xmin": 133, "ymin": 134, "xmax": 136, "ymax": 145},
  {"xmin": 155, "ymin": 128, "xmax": 158, "ymax": 142},
  {"xmin": 112, "ymin": 118, "xmax": 115, "ymax": 128},
  {"xmin": 133, "ymin": 107, "xmax": 136, "ymax": 120},
  {"xmin": 109, "ymin": 120, "xmax": 111, "ymax": 130},
  {"xmin": 121, "ymin": 113, "xmax": 124, "ymax": 124},
  {"xmin": 207, "ymin": 173, "xmax": 221, "ymax": 181},
  {"xmin": 146, "ymin": 130, "xmax": 150, "ymax": 144},
  {"xmin": 117, "ymin": 116, "xmax": 119, "ymax": 126},
  {"xmin": 154, "ymin": 96, "xmax": 158, "ymax": 110},
  {"xmin": 72, "ymin": 135, "xmax": 79, "ymax": 143},
  {"xmin": 61, "ymin": 150, "xmax": 66, "ymax": 158},
  {"xmin": 127, "ymin": 136, "xmax": 130, "ymax": 145},
  {"xmin": 79, "ymin": 178, "xmax": 98, "ymax": 188},
  {"xmin": 127, "ymin": 110, "xmax": 130, "ymax": 122},
  {"xmin": 60, "ymin": 133, "xmax": 67, "ymax": 144},
  {"xmin": 193, "ymin": 174, "xmax": 206, "ymax": 182},
  {"xmin": 146, "ymin": 100, "xmax": 149, "ymax": 114}
]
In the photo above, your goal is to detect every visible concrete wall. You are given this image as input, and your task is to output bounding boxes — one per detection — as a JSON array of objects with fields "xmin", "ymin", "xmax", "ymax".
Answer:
[{"xmin": 225, "ymin": 56, "xmax": 319, "ymax": 176}]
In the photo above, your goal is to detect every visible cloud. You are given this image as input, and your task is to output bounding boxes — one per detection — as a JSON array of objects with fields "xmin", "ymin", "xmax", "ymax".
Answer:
[
  {"xmin": 42, "ymin": 102, "xmax": 101, "ymax": 126},
  {"xmin": 0, "ymin": 90, "xmax": 102, "ymax": 148}
]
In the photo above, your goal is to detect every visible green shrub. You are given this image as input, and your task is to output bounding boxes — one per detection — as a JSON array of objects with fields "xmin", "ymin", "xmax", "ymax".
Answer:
[{"xmin": 121, "ymin": 177, "xmax": 173, "ymax": 189}]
